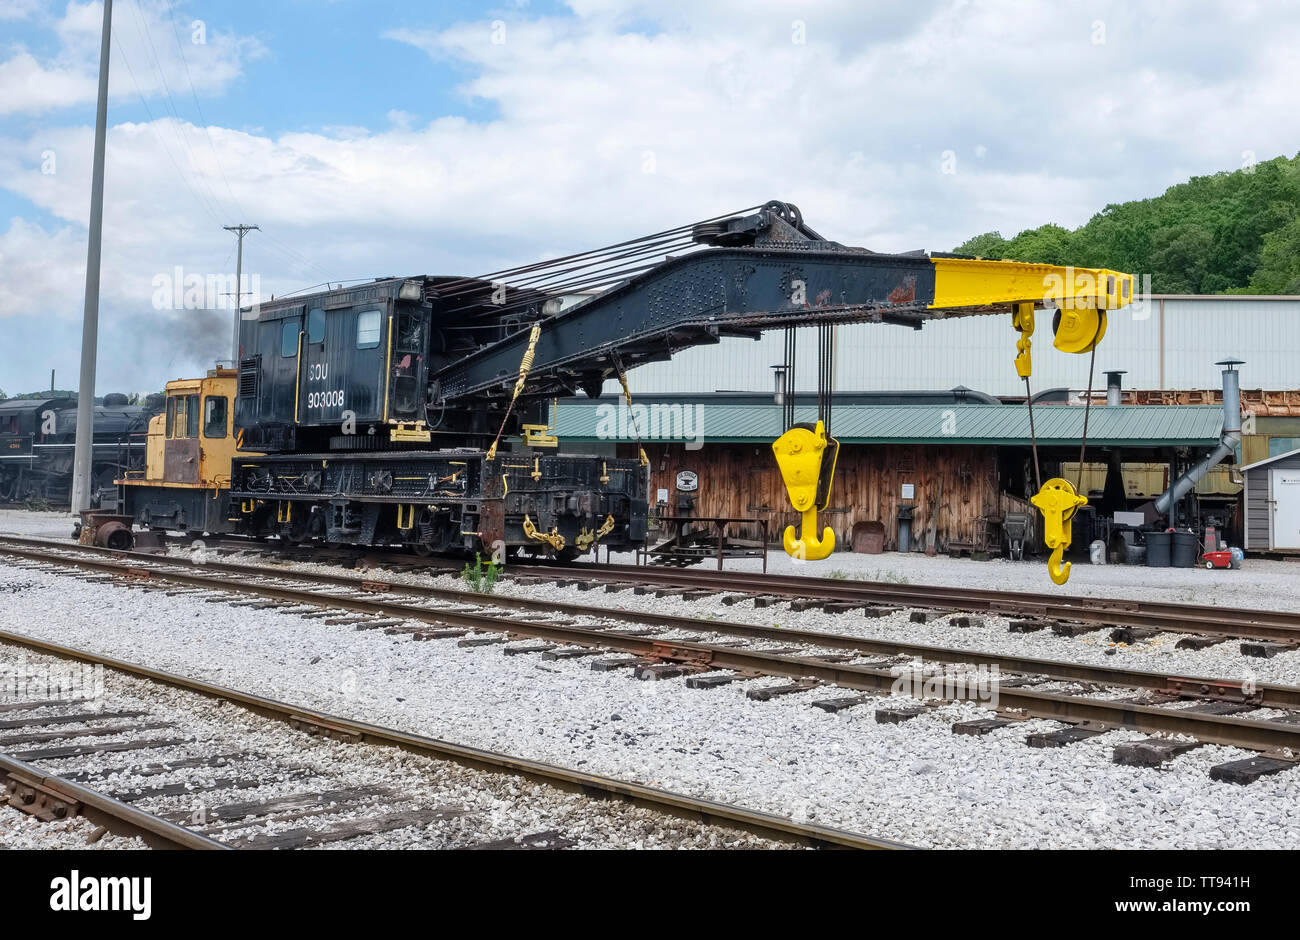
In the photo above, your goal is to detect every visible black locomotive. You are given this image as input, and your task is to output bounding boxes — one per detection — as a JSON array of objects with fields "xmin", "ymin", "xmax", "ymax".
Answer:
[{"xmin": 0, "ymin": 394, "xmax": 157, "ymax": 507}]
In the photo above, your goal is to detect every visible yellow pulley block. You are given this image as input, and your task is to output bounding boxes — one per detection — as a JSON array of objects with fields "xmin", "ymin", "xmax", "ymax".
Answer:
[
  {"xmin": 771, "ymin": 419, "xmax": 839, "ymax": 561},
  {"xmin": 1012, "ymin": 302, "xmax": 1035, "ymax": 379},
  {"xmin": 1052, "ymin": 307, "xmax": 1107, "ymax": 354},
  {"xmin": 1029, "ymin": 477, "xmax": 1088, "ymax": 585}
]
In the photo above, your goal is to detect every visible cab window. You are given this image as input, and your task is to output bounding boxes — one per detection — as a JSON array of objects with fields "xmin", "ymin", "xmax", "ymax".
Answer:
[
  {"xmin": 307, "ymin": 308, "xmax": 326, "ymax": 345},
  {"xmin": 281, "ymin": 319, "xmax": 301, "ymax": 357},
  {"xmin": 167, "ymin": 395, "xmax": 200, "ymax": 439},
  {"xmin": 186, "ymin": 395, "xmax": 199, "ymax": 438},
  {"xmin": 203, "ymin": 395, "xmax": 228, "ymax": 439},
  {"xmin": 356, "ymin": 310, "xmax": 382, "ymax": 349}
]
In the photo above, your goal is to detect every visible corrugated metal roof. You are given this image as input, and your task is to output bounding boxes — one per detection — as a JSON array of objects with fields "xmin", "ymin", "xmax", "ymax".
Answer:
[
  {"xmin": 552, "ymin": 402, "xmax": 1225, "ymax": 446},
  {"xmin": 1240, "ymin": 446, "xmax": 1300, "ymax": 472}
]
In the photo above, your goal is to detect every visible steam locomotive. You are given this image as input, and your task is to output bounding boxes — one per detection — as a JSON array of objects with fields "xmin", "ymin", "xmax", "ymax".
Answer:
[{"xmin": 0, "ymin": 394, "xmax": 157, "ymax": 507}]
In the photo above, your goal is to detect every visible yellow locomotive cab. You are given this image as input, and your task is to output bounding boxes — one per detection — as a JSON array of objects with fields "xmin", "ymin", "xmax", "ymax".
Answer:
[{"xmin": 124, "ymin": 367, "xmax": 251, "ymax": 491}]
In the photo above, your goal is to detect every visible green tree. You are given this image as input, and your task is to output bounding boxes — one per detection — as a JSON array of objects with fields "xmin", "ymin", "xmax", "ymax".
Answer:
[
  {"xmin": 954, "ymin": 231, "xmax": 1009, "ymax": 258},
  {"xmin": 951, "ymin": 152, "xmax": 1300, "ymax": 294},
  {"xmin": 1249, "ymin": 215, "xmax": 1300, "ymax": 293},
  {"xmin": 1002, "ymin": 224, "xmax": 1079, "ymax": 266},
  {"xmin": 1148, "ymin": 223, "xmax": 1214, "ymax": 293}
]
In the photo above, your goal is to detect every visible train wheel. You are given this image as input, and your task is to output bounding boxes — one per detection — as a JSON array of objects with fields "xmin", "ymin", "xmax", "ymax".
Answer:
[{"xmin": 555, "ymin": 546, "xmax": 582, "ymax": 564}]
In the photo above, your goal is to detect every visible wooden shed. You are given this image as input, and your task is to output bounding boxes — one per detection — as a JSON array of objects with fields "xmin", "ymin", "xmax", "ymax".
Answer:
[
  {"xmin": 1240, "ymin": 448, "xmax": 1300, "ymax": 552},
  {"xmin": 552, "ymin": 397, "xmax": 1230, "ymax": 552}
]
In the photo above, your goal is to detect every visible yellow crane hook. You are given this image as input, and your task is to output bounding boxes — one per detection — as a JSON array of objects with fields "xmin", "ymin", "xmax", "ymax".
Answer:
[
  {"xmin": 783, "ymin": 507, "xmax": 835, "ymax": 560},
  {"xmin": 772, "ymin": 420, "xmax": 839, "ymax": 561},
  {"xmin": 1030, "ymin": 477, "xmax": 1087, "ymax": 585}
]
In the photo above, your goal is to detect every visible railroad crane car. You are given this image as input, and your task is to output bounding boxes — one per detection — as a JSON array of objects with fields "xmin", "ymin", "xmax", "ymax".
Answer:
[
  {"xmin": 87, "ymin": 201, "xmax": 1133, "ymax": 569},
  {"xmin": 0, "ymin": 395, "xmax": 156, "ymax": 507}
]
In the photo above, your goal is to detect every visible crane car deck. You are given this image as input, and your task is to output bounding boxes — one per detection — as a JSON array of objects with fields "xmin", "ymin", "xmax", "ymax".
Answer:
[{"xmin": 227, "ymin": 449, "xmax": 648, "ymax": 556}]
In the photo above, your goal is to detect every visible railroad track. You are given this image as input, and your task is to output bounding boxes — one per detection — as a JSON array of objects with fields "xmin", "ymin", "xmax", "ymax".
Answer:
[
  {"xmin": 116, "ymin": 533, "xmax": 1300, "ymax": 645},
  {"xmin": 2, "ymin": 536, "xmax": 1298, "ymax": 786},
  {"xmin": 522, "ymin": 559, "xmax": 1300, "ymax": 644},
  {"xmin": 0, "ymin": 636, "xmax": 899, "ymax": 851}
]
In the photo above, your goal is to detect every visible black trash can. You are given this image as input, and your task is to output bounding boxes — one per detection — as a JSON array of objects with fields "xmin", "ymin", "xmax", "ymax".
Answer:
[
  {"xmin": 1171, "ymin": 530, "xmax": 1198, "ymax": 568},
  {"xmin": 1145, "ymin": 530, "xmax": 1172, "ymax": 567}
]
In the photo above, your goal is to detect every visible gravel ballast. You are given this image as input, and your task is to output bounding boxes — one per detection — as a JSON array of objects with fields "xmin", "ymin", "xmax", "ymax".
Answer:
[
  {"xmin": 0, "ymin": 803, "xmax": 147, "ymax": 850},
  {"xmin": 263, "ymin": 550, "xmax": 1300, "ymax": 690},
  {"xmin": 0, "ymin": 642, "xmax": 784, "ymax": 850},
  {"xmin": 1, "ymin": 554, "xmax": 1297, "ymax": 849}
]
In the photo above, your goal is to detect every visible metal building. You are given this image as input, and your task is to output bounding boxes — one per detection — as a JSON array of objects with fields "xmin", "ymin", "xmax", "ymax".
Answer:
[{"xmin": 611, "ymin": 295, "xmax": 1300, "ymax": 397}]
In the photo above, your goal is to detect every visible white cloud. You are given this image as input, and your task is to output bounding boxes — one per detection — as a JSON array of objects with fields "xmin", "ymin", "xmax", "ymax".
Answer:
[
  {"xmin": 2, "ymin": 0, "xmax": 1300, "ymax": 393},
  {"xmin": 0, "ymin": 216, "xmax": 84, "ymax": 318},
  {"xmin": 0, "ymin": 0, "xmax": 264, "ymax": 116},
  {"xmin": 0, "ymin": 0, "xmax": 46, "ymax": 22},
  {"xmin": 0, "ymin": 51, "xmax": 97, "ymax": 115}
]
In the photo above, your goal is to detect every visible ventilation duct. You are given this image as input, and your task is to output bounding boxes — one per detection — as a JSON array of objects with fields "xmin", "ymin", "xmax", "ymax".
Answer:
[{"xmin": 1152, "ymin": 359, "xmax": 1243, "ymax": 517}]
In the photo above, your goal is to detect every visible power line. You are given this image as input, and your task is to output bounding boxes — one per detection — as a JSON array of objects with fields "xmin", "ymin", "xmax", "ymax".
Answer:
[
  {"xmin": 125, "ymin": 0, "xmax": 230, "ymax": 221},
  {"xmin": 112, "ymin": 31, "xmax": 225, "ymax": 227},
  {"xmin": 162, "ymin": 0, "xmax": 245, "ymax": 219},
  {"xmin": 258, "ymin": 230, "xmax": 336, "ymax": 283}
]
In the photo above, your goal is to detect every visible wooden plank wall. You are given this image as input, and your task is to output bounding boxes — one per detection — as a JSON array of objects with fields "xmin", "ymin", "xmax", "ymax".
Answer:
[{"xmin": 630, "ymin": 441, "xmax": 1004, "ymax": 550}]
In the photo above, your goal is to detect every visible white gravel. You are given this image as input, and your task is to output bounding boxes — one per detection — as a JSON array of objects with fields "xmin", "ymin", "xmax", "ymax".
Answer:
[
  {"xmin": 2, "ymin": 555, "xmax": 1298, "ymax": 849},
  {"xmin": 0, "ymin": 803, "xmax": 147, "ymax": 849},
  {"xmin": 243, "ymin": 549, "xmax": 1300, "ymax": 691},
  {"xmin": 0, "ymin": 641, "xmax": 781, "ymax": 850}
]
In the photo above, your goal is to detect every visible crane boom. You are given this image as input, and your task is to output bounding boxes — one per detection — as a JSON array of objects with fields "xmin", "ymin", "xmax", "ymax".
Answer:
[{"xmin": 433, "ymin": 201, "xmax": 1133, "ymax": 406}]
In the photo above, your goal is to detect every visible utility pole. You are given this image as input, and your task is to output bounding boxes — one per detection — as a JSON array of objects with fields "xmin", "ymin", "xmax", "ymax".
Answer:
[
  {"xmin": 70, "ymin": 0, "xmax": 112, "ymax": 516},
  {"xmin": 224, "ymin": 224, "xmax": 259, "ymax": 365}
]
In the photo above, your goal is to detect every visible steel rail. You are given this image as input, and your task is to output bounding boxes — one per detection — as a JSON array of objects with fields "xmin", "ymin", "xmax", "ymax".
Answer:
[
  {"xmin": 537, "ymin": 559, "xmax": 1300, "ymax": 641},
  {"xmin": 0, "ymin": 752, "xmax": 229, "ymax": 850},
  {"xmin": 4, "ymin": 542, "xmax": 1300, "ymax": 753},
  {"xmin": 3, "ymin": 536, "xmax": 1296, "ymax": 712},
  {"xmin": 0, "ymin": 634, "xmax": 905, "ymax": 851},
  {"xmin": 113, "ymin": 533, "xmax": 1299, "ymax": 641}
]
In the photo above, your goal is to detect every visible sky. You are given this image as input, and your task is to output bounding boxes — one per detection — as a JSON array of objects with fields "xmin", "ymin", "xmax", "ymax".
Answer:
[{"xmin": 1, "ymin": 0, "xmax": 1299, "ymax": 396}]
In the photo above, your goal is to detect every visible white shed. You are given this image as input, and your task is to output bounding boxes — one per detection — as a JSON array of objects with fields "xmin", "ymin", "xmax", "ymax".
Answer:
[{"xmin": 1241, "ymin": 448, "xmax": 1300, "ymax": 552}]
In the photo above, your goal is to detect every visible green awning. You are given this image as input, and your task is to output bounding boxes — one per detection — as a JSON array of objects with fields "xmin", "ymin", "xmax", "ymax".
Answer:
[{"xmin": 551, "ymin": 401, "xmax": 1224, "ymax": 447}]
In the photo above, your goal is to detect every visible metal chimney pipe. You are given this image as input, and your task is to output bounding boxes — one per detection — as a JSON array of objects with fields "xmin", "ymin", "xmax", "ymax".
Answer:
[
  {"xmin": 1217, "ymin": 358, "xmax": 1242, "ymax": 433},
  {"xmin": 1104, "ymin": 370, "xmax": 1126, "ymax": 406},
  {"xmin": 1153, "ymin": 359, "xmax": 1244, "ymax": 517},
  {"xmin": 771, "ymin": 366, "xmax": 787, "ymax": 406}
]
